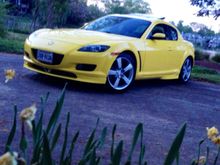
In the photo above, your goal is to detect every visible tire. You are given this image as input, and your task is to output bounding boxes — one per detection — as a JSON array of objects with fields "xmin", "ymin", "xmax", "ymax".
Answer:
[
  {"xmin": 106, "ymin": 53, "xmax": 136, "ymax": 92},
  {"xmin": 179, "ymin": 58, "xmax": 192, "ymax": 83}
]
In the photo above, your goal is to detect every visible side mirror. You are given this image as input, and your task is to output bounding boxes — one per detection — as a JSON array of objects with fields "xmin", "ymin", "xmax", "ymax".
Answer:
[{"xmin": 151, "ymin": 33, "xmax": 166, "ymax": 40}]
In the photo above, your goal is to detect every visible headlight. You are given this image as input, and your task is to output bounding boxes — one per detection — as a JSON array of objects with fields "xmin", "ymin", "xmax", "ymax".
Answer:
[{"xmin": 78, "ymin": 45, "xmax": 110, "ymax": 52}]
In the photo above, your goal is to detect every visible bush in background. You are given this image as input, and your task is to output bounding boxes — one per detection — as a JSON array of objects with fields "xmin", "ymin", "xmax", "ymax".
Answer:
[
  {"xmin": 0, "ymin": 2, "xmax": 7, "ymax": 37},
  {"xmin": 195, "ymin": 49, "xmax": 210, "ymax": 61},
  {"xmin": 212, "ymin": 54, "xmax": 220, "ymax": 64}
]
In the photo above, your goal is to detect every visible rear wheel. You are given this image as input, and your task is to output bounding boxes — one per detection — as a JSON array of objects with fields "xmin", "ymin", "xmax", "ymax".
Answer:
[
  {"xmin": 107, "ymin": 53, "xmax": 135, "ymax": 92},
  {"xmin": 179, "ymin": 58, "xmax": 192, "ymax": 83}
]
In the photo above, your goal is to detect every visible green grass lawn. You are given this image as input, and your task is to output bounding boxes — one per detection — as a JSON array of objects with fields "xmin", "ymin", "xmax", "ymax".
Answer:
[
  {"xmin": 192, "ymin": 65, "xmax": 220, "ymax": 84},
  {"xmin": 0, "ymin": 31, "xmax": 28, "ymax": 54}
]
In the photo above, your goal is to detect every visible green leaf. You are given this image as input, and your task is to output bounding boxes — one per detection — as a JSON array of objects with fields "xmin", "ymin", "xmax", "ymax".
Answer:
[
  {"xmin": 46, "ymin": 84, "xmax": 67, "ymax": 135},
  {"xmin": 89, "ymin": 148, "xmax": 97, "ymax": 165},
  {"xmin": 139, "ymin": 145, "xmax": 146, "ymax": 165},
  {"xmin": 19, "ymin": 122, "xmax": 28, "ymax": 156},
  {"xmin": 64, "ymin": 131, "xmax": 80, "ymax": 165},
  {"xmin": 111, "ymin": 141, "xmax": 123, "ymax": 165},
  {"xmin": 97, "ymin": 127, "xmax": 107, "ymax": 149},
  {"xmin": 204, "ymin": 146, "xmax": 209, "ymax": 165},
  {"xmin": 213, "ymin": 146, "xmax": 220, "ymax": 165},
  {"xmin": 31, "ymin": 138, "xmax": 43, "ymax": 164},
  {"xmin": 51, "ymin": 123, "xmax": 61, "ymax": 151},
  {"xmin": 111, "ymin": 124, "xmax": 117, "ymax": 161},
  {"xmin": 127, "ymin": 123, "xmax": 143, "ymax": 163},
  {"xmin": 32, "ymin": 93, "xmax": 49, "ymax": 164},
  {"xmin": 33, "ymin": 92, "xmax": 49, "ymax": 145},
  {"xmin": 190, "ymin": 161, "xmax": 196, "ymax": 165},
  {"xmin": 83, "ymin": 119, "xmax": 99, "ymax": 156},
  {"xmin": 5, "ymin": 105, "xmax": 17, "ymax": 152},
  {"xmin": 42, "ymin": 132, "xmax": 53, "ymax": 165},
  {"xmin": 196, "ymin": 138, "xmax": 206, "ymax": 164},
  {"xmin": 164, "ymin": 123, "xmax": 187, "ymax": 165},
  {"xmin": 60, "ymin": 112, "xmax": 70, "ymax": 164}
]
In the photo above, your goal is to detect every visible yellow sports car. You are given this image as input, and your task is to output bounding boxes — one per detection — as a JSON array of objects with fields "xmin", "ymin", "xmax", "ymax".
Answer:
[{"xmin": 24, "ymin": 14, "xmax": 194, "ymax": 91}]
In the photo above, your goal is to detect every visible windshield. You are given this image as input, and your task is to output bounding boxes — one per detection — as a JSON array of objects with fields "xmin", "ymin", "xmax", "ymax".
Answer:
[{"xmin": 83, "ymin": 16, "xmax": 151, "ymax": 38}]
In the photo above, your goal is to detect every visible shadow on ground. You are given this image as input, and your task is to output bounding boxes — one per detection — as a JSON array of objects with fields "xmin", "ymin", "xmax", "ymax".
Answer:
[{"xmin": 26, "ymin": 73, "xmax": 188, "ymax": 94}]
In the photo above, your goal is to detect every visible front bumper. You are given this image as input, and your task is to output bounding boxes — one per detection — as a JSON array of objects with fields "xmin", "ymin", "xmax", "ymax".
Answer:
[{"xmin": 24, "ymin": 40, "xmax": 116, "ymax": 84}]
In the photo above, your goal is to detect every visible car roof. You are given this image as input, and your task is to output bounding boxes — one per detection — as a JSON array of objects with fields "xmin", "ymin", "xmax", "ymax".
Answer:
[{"xmin": 109, "ymin": 14, "xmax": 165, "ymax": 22}]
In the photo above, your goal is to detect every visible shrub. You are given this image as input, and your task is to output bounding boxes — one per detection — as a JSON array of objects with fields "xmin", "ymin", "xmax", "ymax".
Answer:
[
  {"xmin": 212, "ymin": 54, "xmax": 220, "ymax": 64},
  {"xmin": 195, "ymin": 49, "xmax": 210, "ymax": 61},
  {"xmin": 192, "ymin": 66, "xmax": 219, "ymax": 75},
  {"xmin": 1, "ymin": 84, "xmax": 220, "ymax": 164},
  {"xmin": 0, "ymin": 2, "xmax": 7, "ymax": 37}
]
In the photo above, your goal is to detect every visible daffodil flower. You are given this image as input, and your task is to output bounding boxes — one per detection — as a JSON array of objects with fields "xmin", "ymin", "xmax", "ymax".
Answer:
[
  {"xmin": 196, "ymin": 156, "xmax": 206, "ymax": 164},
  {"xmin": 20, "ymin": 103, "xmax": 37, "ymax": 130},
  {"xmin": 206, "ymin": 127, "xmax": 219, "ymax": 139},
  {"xmin": 212, "ymin": 136, "xmax": 220, "ymax": 145},
  {"xmin": 0, "ymin": 152, "xmax": 18, "ymax": 165},
  {"xmin": 4, "ymin": 69, "xmax": 15, "ymax": 83}
]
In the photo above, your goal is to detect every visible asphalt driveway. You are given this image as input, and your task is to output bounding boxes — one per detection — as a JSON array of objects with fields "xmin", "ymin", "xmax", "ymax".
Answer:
[{"xmin": 0, "ymin": 53, "xmax": 220, "ymax": 164}]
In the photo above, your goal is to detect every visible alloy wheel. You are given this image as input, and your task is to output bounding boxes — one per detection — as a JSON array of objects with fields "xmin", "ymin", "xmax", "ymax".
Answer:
[
  {"xmin": 181, "ymin": 58, "xmax": 192, "ymax": 82},
  {"xmin": 107, "ymin": 56, "xmax": 134, "ymax": 91}
]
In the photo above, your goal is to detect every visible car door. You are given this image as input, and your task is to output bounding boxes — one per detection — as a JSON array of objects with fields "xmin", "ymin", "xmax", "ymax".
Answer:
[
  {"xmin": 142, "ymin": 24, "xmax": 182, "ymax": 77},
  {"xmin": 162, "ymin": 24, "xmax": 184, "ymax": 72}
]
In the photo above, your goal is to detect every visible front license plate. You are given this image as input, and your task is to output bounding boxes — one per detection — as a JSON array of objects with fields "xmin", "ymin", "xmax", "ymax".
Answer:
[{"xmin": 37, "ymin": 50, "xmax": 53, "ymax": 64}]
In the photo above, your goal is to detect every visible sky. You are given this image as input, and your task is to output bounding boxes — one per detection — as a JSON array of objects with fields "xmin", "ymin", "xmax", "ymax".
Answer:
[{"xmin": 88, "ymin": 0, "xmax": 220, "ymax": 32}]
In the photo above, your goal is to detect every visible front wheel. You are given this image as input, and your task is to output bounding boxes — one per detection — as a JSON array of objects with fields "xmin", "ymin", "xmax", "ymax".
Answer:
[
  {"xmin": 106, "ymin": 54, "xmax": 135, "ymax": 92},
  {"xmin": 179, "ymin": 58, "xmax": 192, "ymax": 83}
]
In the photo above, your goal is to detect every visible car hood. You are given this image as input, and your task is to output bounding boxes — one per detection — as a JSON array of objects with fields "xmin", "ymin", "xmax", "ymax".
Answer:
[{"xmin": 32, "ymin": 29, "xmax": 135, "ymax": 45}]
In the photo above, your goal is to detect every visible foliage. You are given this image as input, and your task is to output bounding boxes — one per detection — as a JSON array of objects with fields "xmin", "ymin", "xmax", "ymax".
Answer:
[
  {"xmin": 192, "ymin": 66, "xmax": 220, "ymax": 84},
  {"xmin": 0, "ymin": 32, "xmax": 27, "ymax": 54},
  {"xmin": 198, "ymin": 26, "xmax": 215, "ymax": 36},
  {"xmin": 31, "ymin": 0, "xmax": 104, "ymax": 28},
  {"xmin": 66, "ymin": 0, "xmax": 102, "ymax": 27},
  {"xmin": 195, "ymin": 49, "xmax": 210, "ymax": 61},
  {"xmin": 176, "ymin": 20, "xmax": 194, "ymax": 33},
  {"xmin": 190, "ymin": 0, "xmax": 220, "ymax": 19},
  {"xmin": 32, "ymin": 0, "xmax": 69, "ymax": 28},
  {"xmin": 104, "ymin": 0, "xmax": 151, "ymax": 14},
  {"xmin": 4, "ymin": 85, "xmax": 189, "ymax": 164},
  {"xmin": 212, "ymin": 54, "xmax": 220, "ymax": 63},
  {"xmin": 0, "ymin": 2, "xmax": 7, "ymax": 37}
]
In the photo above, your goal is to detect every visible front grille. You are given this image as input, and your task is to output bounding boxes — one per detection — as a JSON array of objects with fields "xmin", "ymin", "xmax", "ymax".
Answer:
[
  {"xmin": 28, "ymin": 63, "xmax": 77, "ymax": 78},
  {"xmin": 32, "ymin": 49, "xmax": 64, "ymax": 65}
]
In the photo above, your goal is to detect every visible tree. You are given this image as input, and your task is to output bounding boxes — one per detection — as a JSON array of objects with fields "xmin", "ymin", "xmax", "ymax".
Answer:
[
  {"xmin": 190, "ymin": 0, "xmax": 220, "ymax": 19},
  {"xmin": 198, "ymin": 26, "xmax": 215, "ymax": 36},
  {"xmin": 104, "ymin": 0, "xmax": 151, "ymax": 14},
  {"xmin": 176, "ymin": 21, "xmax": 193, "ymax": 33},
  {"xmin": 0, "ymin": 2, "xmax": 6, "ymax": 37},
  {"xmin": 86, "ymin": 4, "xmax": 105, "ymax": 22},
  {"xmin": 65, "ymin": 0, "xmax": 91, "ymax": 26},
  {"xmin": 32, "ymin": 0, "xmax": 69, "ymax": 28}
]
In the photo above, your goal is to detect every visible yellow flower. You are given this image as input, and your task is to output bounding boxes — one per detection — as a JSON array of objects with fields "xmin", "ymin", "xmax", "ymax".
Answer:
[
  {"xmin": 212, "ymin": 136, "xmax": 220, "ymax": 145},
  {"xmin": 206, "ymin": 127, "xmax": 219, "ymax": 139},
  {"xmin": 4, "ymin": 69, "xmax": 15, "ymax": 83},
  {"xmin": 197, "ymin": 156, "xmax": 206, "ymax": 164},
  {"xmin": 20, "ymin": 103, "xmax": 37, "ymax": 130},
  {"xmin": 0, "ymin": 152, "xmax": 18, "ymax": 165}
]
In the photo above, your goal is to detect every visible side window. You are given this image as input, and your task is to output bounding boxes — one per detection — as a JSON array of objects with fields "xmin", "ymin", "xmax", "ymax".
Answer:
[
  {"xmin": 164, "ymin": 25, "xmax": 178, "ymax": 41},
  {"xmin": 148, "ymin": 24, "xmax": 166, "ymax": 40},
  {"xmin": 148, "ymin": 24, "xmax": 178, "ymax": 41}
]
